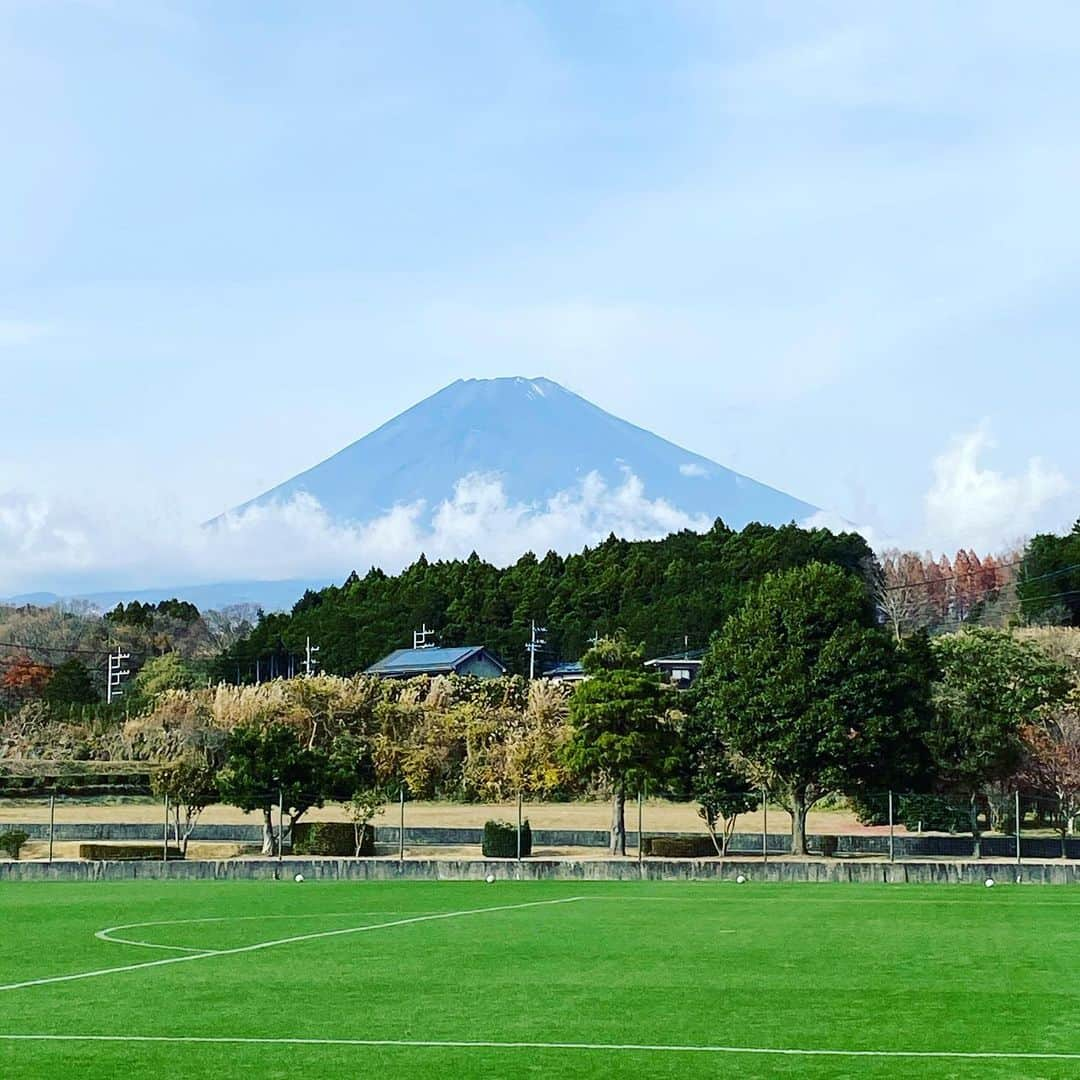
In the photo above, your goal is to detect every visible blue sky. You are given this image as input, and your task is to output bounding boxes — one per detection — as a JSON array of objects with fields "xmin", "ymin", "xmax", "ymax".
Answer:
[{"xmin": 2, "ymin": 1, "xmax": 1078, "ymax": 592}]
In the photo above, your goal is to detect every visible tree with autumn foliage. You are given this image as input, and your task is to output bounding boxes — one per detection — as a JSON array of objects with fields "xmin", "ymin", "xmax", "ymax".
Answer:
[
  {"xmin": 0, "ymin": 655, "xmax": 53, "ymax": 706},
  {"xmin": 1018, "ymin": 692, "xmax": 1080, "ymax": 857},
  {"xmin": 877, "ymin": 548, "xmax": 1017, "ymax": 636}
]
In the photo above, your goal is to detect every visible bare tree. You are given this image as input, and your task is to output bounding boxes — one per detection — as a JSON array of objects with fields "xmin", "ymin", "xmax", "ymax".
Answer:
[{"xmin": 876, "ymin": 550, "xmax": 930, "ymax": 641}]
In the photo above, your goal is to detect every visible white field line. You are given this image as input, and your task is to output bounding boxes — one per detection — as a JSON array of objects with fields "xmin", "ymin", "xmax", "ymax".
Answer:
[
  {"xmin": 0, "ymin": 897, "xmax": 585, "ymax": 993},
  {"xmin": 94, "ymin": 911, "xmax": 445, "ymax": 952},
  {"xmin": 0, "ymin": 1033, "xmax": 1078, "ymax": 1060},
  {"xmin": 580, "ymin": 895, "xmax": 1058, "ymax": 905}
]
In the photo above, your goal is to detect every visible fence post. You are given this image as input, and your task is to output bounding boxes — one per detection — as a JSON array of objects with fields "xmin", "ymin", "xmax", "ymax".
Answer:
[
  {"xmin": 888, "ymin": 791, "xmax": 895, "ymax": 864},
  {"xmin": 277, "ymin": 788, "xmax": 284, "ymax": 863},
  {"xmin": 48, "ymin": 794, "xmax": 55, "ymax": 863},
  {"xmin": 762, "ymin": 788, "xmax": 768, "ymax": 865},
  {"xmin": 399, "ymin": 784, "xmax": 405, "ymax": 866},
  {"xmin": 516, "ymin": 790, "xmax": 523, "ymax": 863},
  {"xmin": 163, "ymin": 793, "xmax": 169, "ymax": 862},
  {"xmin": 1015, "ymin": 790, "xmax": 1022, "ymax": 866},
  {"xmin": 637, "ymin": 788, "xmax": 644, "ymax": 872}
]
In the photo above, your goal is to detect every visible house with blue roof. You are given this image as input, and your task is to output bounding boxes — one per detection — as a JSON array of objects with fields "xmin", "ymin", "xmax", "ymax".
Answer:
[
  {"xmin": 365, "ymin": 646, "xmax": 507, "ymax": 680},
  {"xmin": 540, "ymin": 660, "xmax": 586, "ymax": 684}
]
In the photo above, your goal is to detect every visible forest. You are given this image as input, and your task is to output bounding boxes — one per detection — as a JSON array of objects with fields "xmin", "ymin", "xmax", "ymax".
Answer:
[{"xmin": 211, "ymin": 520, "xmax": 874, "ymax": 679}]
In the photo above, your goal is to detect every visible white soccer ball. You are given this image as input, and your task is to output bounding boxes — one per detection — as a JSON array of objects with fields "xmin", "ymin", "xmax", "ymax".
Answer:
[
  {"xmin": 984, "ymin": 877, "xmax": 994, "ymax": 888},
  {"xmin": 485, "ymin": 874, "xmax": 496, "ymax": 884},
  {"xmin": 294, "ymin": 873, "xmax": 305, "ymax": 883},
  {"xmin": 736, "ymin": 874, "xmax": 747, "ymax": 884}
]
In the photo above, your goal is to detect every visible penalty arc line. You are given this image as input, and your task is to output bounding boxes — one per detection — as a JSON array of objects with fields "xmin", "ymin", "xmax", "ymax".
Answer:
[
  {"xmin": 0, "ymin": 1034, "xmax": 1078, "ymax": 1060},
  {"xmin": 0, "ymin": 897, "xmax": 586, "ymax": 993},
  {"xmin": 94, "ymin": 911, "xmax": 447, "ymax": 953}
]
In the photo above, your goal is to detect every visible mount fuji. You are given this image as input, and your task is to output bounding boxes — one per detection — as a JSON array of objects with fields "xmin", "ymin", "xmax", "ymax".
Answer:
[
  {"xmin": 8, "ymin": 378, "xmax": 822, "ymax": 612},
  {"xmin": 223, "ymin": 376, "xmax": 817, "ymax": 530}
]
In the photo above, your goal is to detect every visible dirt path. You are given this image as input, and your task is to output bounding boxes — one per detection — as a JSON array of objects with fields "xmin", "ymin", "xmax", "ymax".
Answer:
[{"xmin": 0, "ymin": 799, "xmax": 904, "ymax": 836}]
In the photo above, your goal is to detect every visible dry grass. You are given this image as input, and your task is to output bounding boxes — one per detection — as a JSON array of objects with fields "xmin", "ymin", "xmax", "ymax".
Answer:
[{"xmin": 0, "ymin": 798, "xmax": 890, "ymax": 835}]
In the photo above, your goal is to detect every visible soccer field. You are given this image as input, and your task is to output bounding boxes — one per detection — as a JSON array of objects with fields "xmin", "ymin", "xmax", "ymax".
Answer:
[{"xmin": 2, "ymin": 879, "xmax": 1079, "ymax": 1079}]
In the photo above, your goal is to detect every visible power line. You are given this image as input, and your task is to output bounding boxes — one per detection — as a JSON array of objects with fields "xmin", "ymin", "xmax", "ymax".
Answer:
[
  {"xmin": 883, "ymin": 560, "xmax": 1080, "ymax": 601},
  {"xmin": 0, "ymin": 639, "xmax": 124, "ymax": 659}
]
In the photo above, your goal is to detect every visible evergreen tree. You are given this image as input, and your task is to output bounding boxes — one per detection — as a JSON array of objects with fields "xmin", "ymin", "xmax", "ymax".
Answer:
[
  {"xmin": 563, "ymin": 636, "xmax": 678, "ymax": 855},
  {"xmin": 695, "ymin": 562, "xmax": 935, "ymax": 855}
]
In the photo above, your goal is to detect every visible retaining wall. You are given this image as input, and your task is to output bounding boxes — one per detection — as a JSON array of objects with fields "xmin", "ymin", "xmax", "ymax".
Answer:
[{"xmin": 2, "ymin": 856, "xmax": 1078, "ymax": 884}]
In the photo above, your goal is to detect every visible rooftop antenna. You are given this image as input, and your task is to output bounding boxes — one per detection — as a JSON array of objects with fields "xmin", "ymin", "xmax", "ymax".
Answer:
[
  {"xmin": 413, "ymin": 624, "xmax": 435, "ymax": 650},
  {"xmin": 526, "ymin": 619, "xmax": 547, "ymax": 680}
]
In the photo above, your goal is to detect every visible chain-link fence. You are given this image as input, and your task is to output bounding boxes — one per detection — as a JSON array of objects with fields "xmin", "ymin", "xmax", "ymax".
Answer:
[{"xmin": 5, "ymin": 785, "xmax": 1080, "ymax": 863}]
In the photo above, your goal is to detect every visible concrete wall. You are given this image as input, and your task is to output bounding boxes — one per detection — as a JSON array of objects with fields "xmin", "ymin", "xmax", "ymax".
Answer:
[
  {"xmin": 2, "ymin": 856, "xmax": 1077, "ymax": 884},
  {"xmin": 5, "ymin": 822, "xmax": 1078, "ymax": 859}
]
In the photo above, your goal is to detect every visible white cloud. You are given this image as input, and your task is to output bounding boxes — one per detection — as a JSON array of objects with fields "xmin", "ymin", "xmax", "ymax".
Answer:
[
  {"xmin": 799, "ymin": 508, "xmax": 889, "ymax": 553},
  {"xmin": 0, "ymin": 470, "xmax": 712, "ymax": 596},
  {"xmin": 679, "ymin": 463, "xmax": 708, "ymax": 478},
  {"xmin": 924, "ymin": 427, "xmax": 1071, "ymax": 551}
]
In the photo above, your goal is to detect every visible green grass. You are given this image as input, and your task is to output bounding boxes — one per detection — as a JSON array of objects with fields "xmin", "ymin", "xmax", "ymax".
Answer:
[{"xmin": 2, "ymin": 879, "xmax": 1080, "ymax": 1079}]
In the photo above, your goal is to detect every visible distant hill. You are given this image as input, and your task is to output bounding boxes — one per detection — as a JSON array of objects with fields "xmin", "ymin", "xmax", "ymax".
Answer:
[
  {"xmin": 5, "ymin": 580, "xmax": 325, "ymax": 615},
  {"xmin": 220, "ymin": 376, "xmax": 818, "ymax": 528}
]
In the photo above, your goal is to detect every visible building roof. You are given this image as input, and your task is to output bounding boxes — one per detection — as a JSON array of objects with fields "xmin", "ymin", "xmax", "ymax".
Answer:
[
  {"xmin": 542, "ymin": 661, "xmax": 585, "ymax": 678},
  {"xmin": 644, "ymin": 649, "xmax": 705, "ymax": 666},
  {"xmin": 365, "ymin": 646, "xmax": 506, "ymax": 677}
]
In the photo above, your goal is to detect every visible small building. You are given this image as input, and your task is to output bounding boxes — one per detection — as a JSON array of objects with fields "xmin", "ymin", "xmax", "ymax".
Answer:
[
  {"xmin": 644, "ymin": 649, "xmax": 705, "ymax": 690},
  {"xmin": 541, "ymin": 660, "xmax": 586, "ymax": 684},
  {"xmin": 365, "ymin": 646, "xmax": 507, "ymax": 680}
]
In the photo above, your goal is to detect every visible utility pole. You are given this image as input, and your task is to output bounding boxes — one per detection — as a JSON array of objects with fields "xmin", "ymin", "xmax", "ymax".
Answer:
[
  {"xmin": 413, "ymin": 624, "xmax": 435, "ymax": 650},
  {"xmin": 526, "ymin": 619, "xmax": 547, "ymax": 680},
  {"xmin": 106, "ymin": 647, "xmax": 131, "ymax": 705},
  {"xmin": 303, "ymin": 637, "xmax": 320, "ymax": 678}
]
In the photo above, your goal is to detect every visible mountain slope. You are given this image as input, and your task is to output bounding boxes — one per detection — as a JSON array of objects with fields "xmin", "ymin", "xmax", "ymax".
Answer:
[{"xmin": 225, "ymin": 376, "xmax": 817, "ymax": 529}]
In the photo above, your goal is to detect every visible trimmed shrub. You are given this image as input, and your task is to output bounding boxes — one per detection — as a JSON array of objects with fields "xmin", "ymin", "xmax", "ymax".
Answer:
[
  {"xmin": 818, "ymin": 835, "xmax": 839, "ymax": 857},
  {"xmin": 482, "ymin": 820, "xmax": 532, "ymax": 858},
  {"xmin": 642, "ymin": 835, "xmax": 719, "ymax": 859},
  {"xmin": 292, "ymin": 821, "xmax": 375, "ymax": 857},
  {"xmin": 848, "ymin": 792, "xmax": 890, "ymax": 826},
  {"xmin": 898, "ymin": 795, "xmax": 970, "ymax": 834},
  {"xmin": 0, "ymin": 830, "xmax": 29, "ymax": 860},
  {"xmin": 78, "ymin": 844, "xmax": 183, "ymax": 861},
  {"xmin": 0, "ymin": 768, "xmax": 154, "ymax": 798}
]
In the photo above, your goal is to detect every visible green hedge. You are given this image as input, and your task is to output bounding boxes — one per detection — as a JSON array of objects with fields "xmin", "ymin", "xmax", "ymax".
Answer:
[
  {"xmin": 0, "ymin": 830, "xmax": 29, "ymax": 859},
  {"xmin": 292, "ymin": 821, "xmax": 375, "ymax": 857},
  {"xmin": 642, "ymin": 835, "xmax": 719, "ymax": 858},
  {"xmin": 898, "ymin": 795, "xmax": 970, "ymax": 834},
  {"xmin": 0, "ymin": 772, "xmax": 154, "ymax": 798},
  {"xmin": 78, "ymin": 844, "xmax": 183, "ymax": 861},
  {"xmin": 482, "ymin": 820, "xmax": 532, "ymax": 858}
]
